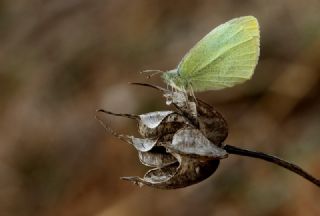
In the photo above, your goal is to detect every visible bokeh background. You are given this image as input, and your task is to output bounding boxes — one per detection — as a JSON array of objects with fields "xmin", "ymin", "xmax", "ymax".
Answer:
[{"xmin": 0, "ymin": 0, "xmax": 320, "ymax": 215}]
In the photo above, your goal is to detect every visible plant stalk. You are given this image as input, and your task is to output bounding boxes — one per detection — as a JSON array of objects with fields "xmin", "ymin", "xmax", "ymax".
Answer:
[{"xmin": 223, "ymin": 144, "xmax": 320, "ymax": 187}]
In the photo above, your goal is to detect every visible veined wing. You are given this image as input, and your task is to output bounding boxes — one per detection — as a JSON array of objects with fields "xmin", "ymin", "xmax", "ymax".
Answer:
[{"xmin": 177, "ymin": 16, "xmax": 260, "ymax": 91}]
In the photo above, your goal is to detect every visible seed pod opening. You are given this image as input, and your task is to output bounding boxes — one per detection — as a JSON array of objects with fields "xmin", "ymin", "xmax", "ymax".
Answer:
[{"xmin": 121, "ymin": 153, "xmax": 220, "ymax": 189}]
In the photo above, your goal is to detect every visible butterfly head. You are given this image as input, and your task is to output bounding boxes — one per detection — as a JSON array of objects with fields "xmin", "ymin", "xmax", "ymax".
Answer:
[{"xmin": 162, "ymin": 69, "xmax": 187, "ymax": 92}]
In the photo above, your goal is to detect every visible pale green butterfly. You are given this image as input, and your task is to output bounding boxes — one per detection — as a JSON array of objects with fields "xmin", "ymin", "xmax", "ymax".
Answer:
[{"xmin": 157, "ymin": 16, "xmax": 260, "ymax": 93}]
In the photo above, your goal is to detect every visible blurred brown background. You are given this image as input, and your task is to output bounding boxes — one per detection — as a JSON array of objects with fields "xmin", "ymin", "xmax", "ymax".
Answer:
[{"xmin": 0, "ymin": 0, "xmax": 319, "ymax": 216}]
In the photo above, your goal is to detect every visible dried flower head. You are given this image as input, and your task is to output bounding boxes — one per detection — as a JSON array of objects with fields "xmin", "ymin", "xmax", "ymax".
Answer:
[{"xmin": 96, "ymin": 83, "xmax": 229, "ymax": 189}]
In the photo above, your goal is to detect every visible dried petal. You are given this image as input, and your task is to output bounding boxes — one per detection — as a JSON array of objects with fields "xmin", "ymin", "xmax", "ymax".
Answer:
[
  {"xmin": 96, "ymin": 109, "xmax": 188, "ymax": 140},
  {"xmin": 197, "ymin": 100, "xmax": 228, "ymax": 145},
  {"xmin": 138, "ymin": 147, "xmax": 177, "ymax": 167},
  {"xmin": 138, "ymin": 112, "xmax": 189, "ymax": 138},
  {"xmin": 131, "ymin": 137, "xmax": 158, "ymax": 152},
  {"xmin": 139, "ymin": 111, "xmax": 173, "ymax": 129},
  {"xmin": 164, "ymin": 91, "xmax": 187, "ymax": 107},
  {"xmin": 168, "ymin": 128, "xmax": 228, "ymax": 159},
  {"xmin": 164, "ymin": 91, "xmax": 198, "ymax": 125}
]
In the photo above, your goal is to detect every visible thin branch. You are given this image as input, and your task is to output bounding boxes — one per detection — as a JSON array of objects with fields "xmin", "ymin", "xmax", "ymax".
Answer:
[
  {"xmin": 97, "ymin": 109, "xmax": 139, "ymax": 120},
  {"xmin": 129, "ymin": 82, "xmax": 167, "ymax": 92},
  {"xmin": 95, "ymin": 114, "xmax": 131, "ymax": 143},
  {"xmin": 223, "ymin": 144, "xmax": 320, "ymax": 187}
]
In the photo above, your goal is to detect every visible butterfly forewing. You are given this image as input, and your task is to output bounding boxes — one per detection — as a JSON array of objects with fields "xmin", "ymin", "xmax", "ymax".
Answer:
[{"xmin": 177, "ymin": 16, "xmax": 260, "ymax": 91}]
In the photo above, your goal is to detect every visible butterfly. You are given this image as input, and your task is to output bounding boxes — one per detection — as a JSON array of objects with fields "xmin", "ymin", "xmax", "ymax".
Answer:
[{"xmin": 158, "ymin": 16, "xmax": 260, "ymax": 93}]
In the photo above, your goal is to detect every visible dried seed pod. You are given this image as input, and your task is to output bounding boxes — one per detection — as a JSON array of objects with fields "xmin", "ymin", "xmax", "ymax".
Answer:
[
  {"xmin": 97, "ymin": 84, "xmax": 230, "ymax": 189},
  {"xmin": 121, "ymin": 153, "xmax": 220, "ymax": 189}
]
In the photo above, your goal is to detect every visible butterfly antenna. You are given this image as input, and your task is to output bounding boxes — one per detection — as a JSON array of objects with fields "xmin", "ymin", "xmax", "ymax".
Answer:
[{"xmin": 140, "ymin": 69, "xmax": 164, "ymax": 79}]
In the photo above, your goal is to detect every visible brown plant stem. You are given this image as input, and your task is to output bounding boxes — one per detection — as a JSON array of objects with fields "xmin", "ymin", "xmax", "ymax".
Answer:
[{"xmin": 223, "ymin": 144, "xmax": 320, "ymax": 187}]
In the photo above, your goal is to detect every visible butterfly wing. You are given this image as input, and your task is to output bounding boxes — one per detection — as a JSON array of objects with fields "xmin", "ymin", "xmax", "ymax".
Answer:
[{"xmin": 177, "ymin": 16, "xmax": 260, "ymax": 92}]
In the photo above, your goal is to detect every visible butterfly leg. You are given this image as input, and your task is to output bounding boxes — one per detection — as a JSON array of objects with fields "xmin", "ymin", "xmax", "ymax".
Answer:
[{"xmin": 190, "ymin": 86, "xmax": 197, "ymax": 104}]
